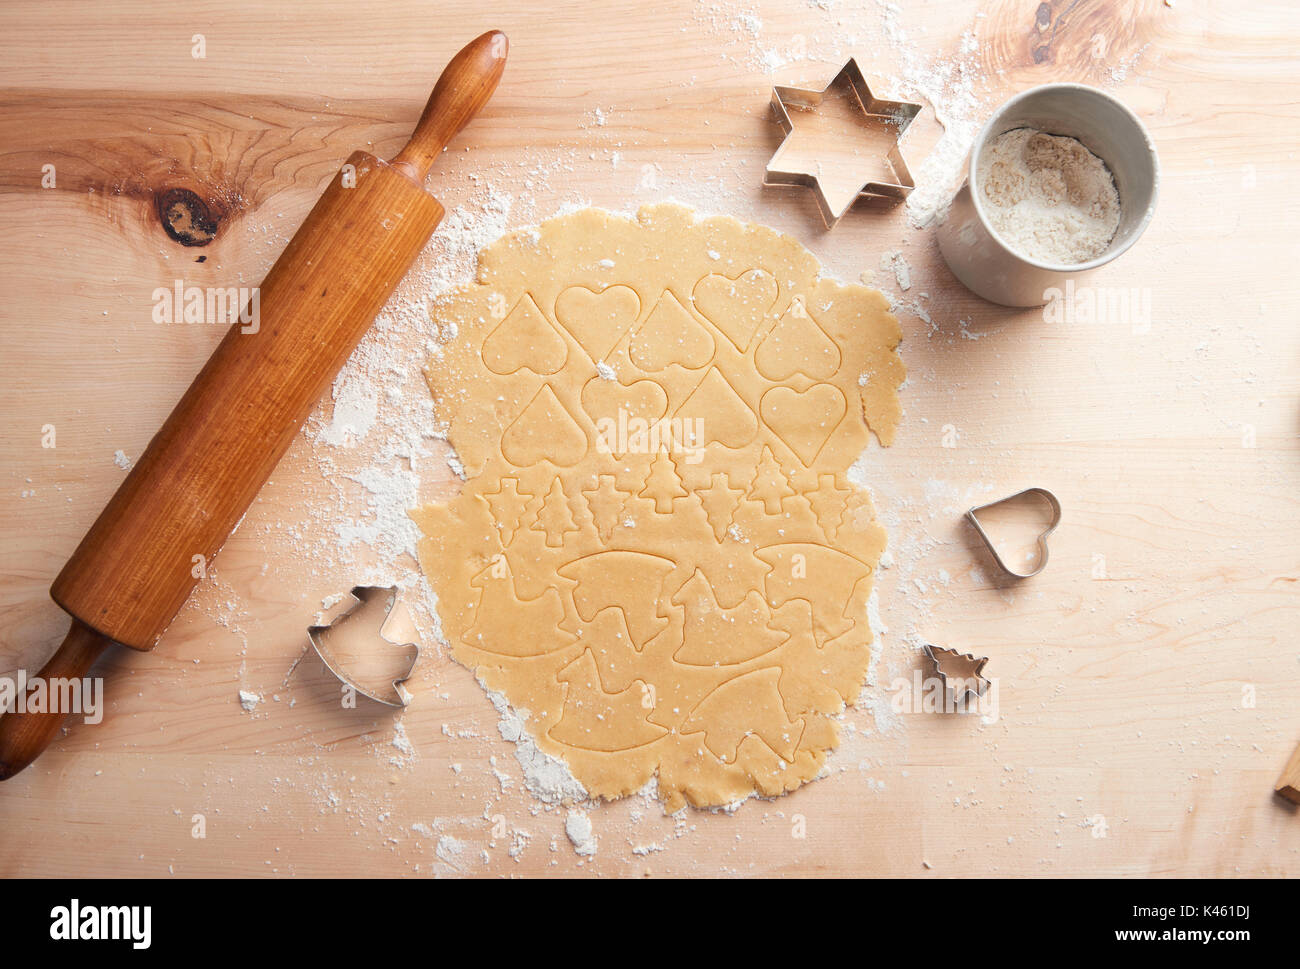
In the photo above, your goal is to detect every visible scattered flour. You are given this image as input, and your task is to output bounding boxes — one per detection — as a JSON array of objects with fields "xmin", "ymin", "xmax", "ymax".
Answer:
[
  {"xmin": 238, "ymin": 689, "xmax": 261, "ymax": 713},
  {"xmin": 487, "ymin": 685, "xmax": 589, "ymax": 804},
  {"xmin": 113, "ymin": 449, "xmax": 132, "ymax": 470},
  {"xmin": 879, "ymin": 8, "xmax": 989, "ymax": 228},
  {"xmin": 315, "ymin": 377, "xmax": 379, "ymax": 447},
  {"xmin": 391, "ymin": 720, "xmax": 416, "ymax": 758},
  {"xmin": 436, "ymin": 835, "xmax": 467, "ymax": 867},
  {"xmin": 880, "ymin": 250, "xmax": 912, "ymax": 291},
  {"xmin": 565, "ymin": 811, "xmax": 598, "ymax": 856},
  {"xmin": 288, "ymin": 184, "xmax": 519, "ymax": 633}
]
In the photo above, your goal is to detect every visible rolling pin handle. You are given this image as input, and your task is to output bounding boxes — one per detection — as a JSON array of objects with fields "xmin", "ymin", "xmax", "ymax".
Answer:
[
  {"xmin": 1277, "ymin": 742, "xmax": 1300, "ymax": 805},
  {"xmin": 0, "ymin": 620, "xmax": 112, "ymax": 781},
  {"xmin": 390, "ymin": 29, "xmax": 508, "ymax": 183}
]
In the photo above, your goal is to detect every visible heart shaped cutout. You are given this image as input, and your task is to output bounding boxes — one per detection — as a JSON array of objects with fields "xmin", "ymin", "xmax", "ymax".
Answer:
[
  {"xmin": 630, "ymin": 290, "xmax": 715, "ymax": 371},
  {"xmin": 754, "ymin": 298, "xmax": 840, "ymax": 381},
  {"xmin": 482, "ymin": 293, "xmax": 567, "ymax": 375},
  {"xmin": 759, "ymin": 383, "xmax": 846, "ymax": 465},
  {"xmin": 582, "ymin": 374, "xmax": 669, "ymax": 457},
  {"xmin": 554, "ymin": 284, "xmax": 641, "ymax": 362},
  {"xmin": 673, "ymin": 367, "xmax": 758, "ymax": 449},
  {"xmin": 501, "ymin": 384, "xmax": 588, "ymax": 468},
  {"xmin": 692, "ymin": 269, "xmax": 779, "ymax": 352},
  {"xmin": 965, "ymin": 488, "xmax": 1061, "ymax": 579}
]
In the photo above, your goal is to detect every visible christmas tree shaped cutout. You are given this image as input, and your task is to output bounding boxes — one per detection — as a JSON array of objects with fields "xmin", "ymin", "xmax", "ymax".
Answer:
[
  {"xmin": 531, "ymin": 478, "xmax": 578, "ymax": 547},
  {"xmin": 748, "ymin": 445, "xmax": 795, "ymax": 514},
  {"xmin": 639, "ymin": 448, "xmax": 687, "ymax": 513}
]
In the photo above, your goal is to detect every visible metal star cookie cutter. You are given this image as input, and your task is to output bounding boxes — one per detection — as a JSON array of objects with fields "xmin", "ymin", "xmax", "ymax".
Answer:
[
  {"xmin": 922, "ymin": 643, "xmax": 990, "ymax": 701},
  {"xmin": 308, "ymin": 585, "xmax": 419, "ymax": 707},
  {"xmin": 764, "ymin": 58, "xmax": 922, "ymax": 227},
  {"xmin": 966, "ymin": 487, "xmax": 1062, "ymax": 580}
]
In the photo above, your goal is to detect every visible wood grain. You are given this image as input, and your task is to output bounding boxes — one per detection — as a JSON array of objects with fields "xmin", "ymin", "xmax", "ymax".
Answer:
[
  {"xmin": 0, "ymin": 32, "xmax": 510, "ymax": 778},
  {"xmin": 0, "ymin": 0, "xmax": 1297, "ymax": 876}
]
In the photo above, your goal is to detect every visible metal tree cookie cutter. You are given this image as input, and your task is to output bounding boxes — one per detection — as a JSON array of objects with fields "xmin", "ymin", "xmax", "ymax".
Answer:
[
  {"xmin": 308, "ymin": 585, "xmax": 419, "ymax": 707},
  {"xmin": 965, "ymin": 487, "xmax": 1062, "ymax": 579},
  {"xmin": 922, "ymin": 643, "xmax": 991, "ymax": 700},
  {"xmin": 764, "ymin": 58, "xmax": 922, "ymax": 228}
]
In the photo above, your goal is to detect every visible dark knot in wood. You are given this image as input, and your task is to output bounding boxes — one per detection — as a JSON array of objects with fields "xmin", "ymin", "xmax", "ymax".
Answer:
[{"xmin": 156, "ymin": 187, "xmax": 219, "ymax": 247}]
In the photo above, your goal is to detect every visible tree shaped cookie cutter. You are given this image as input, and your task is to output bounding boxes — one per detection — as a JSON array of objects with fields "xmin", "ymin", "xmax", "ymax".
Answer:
[
  {"xmin": 308, "ymin": 585, "xmax": 419, "ymax": 707},
  {"xmin": 922, "ymin": 643, "xmax": 990, "ymax": 701},
  {"xmin": 764, "ymin": 58, "xmax": 922, "ymax": 227}
]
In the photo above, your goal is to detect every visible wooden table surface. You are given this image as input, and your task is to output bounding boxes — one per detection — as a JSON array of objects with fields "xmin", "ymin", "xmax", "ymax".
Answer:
[{"xmin": 2, "ymin": 0, "xmax": 1297, "ymax": 877}]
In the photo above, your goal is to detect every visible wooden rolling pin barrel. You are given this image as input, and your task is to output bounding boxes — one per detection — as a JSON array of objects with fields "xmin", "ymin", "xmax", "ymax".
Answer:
[{"xmin": 0, "ymin": 30, "xmax": 509, "ymax": 780}]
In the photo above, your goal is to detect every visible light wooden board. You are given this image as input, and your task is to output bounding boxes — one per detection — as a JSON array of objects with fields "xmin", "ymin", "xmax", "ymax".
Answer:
[{"xmin": 1, "ymin": 0, "xmax": 1298, "ymax": 877}]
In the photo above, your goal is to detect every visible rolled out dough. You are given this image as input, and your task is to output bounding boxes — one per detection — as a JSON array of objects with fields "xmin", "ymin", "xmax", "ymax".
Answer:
[{"xmin": 412, "ymin": 204, "xmax": 904, "ymax": 811}]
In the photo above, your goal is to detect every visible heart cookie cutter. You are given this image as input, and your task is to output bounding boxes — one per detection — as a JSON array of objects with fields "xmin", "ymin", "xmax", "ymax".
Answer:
[
  {"xmin": 965, "ymin": 487, "xmax": 1062, "ymax": 579},
  {"xmin": 764, "ymin": 57, "xmax": 922, "ymax": 227},
  {"xmin": 308, "ymin": 585, "xmax": 419, "ymax": 707}
]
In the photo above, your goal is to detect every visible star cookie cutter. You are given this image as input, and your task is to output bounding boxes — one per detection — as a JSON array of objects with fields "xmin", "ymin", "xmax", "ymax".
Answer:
[
  {"xmin": 764, "ymin": 58, "xmax": 922, "ymax": 227},
  {"xmin": 922, "ymin": 644, "xmax": 991, "ymax": 701},
  {"xmin": 308, "ymin": 586, "xmax": 419, "ymax": 707},
  {"xmin": 966, "ymin": 487, "xmax": 1062, "ymax": 580}
]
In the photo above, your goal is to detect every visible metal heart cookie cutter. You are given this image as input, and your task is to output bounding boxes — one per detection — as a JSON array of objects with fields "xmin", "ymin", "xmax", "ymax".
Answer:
[
  {"xmin": 965, "ymin": 487, "xmax": 1062, "ymax": 579},
  {"xmin": 308, "ymin": 585, "xmax": 419, "ymax": 707}
]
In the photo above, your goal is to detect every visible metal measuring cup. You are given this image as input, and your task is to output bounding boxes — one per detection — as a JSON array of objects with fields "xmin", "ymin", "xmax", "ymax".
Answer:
[{"xmin": 936, "ymin": 83, "xmax": 1159, "ymax": 307}]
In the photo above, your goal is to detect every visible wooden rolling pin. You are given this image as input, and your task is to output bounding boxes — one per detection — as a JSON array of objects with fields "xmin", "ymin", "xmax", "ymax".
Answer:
[
  {"xmin": 0, "ymin": 29, "xmax": 508, "ymax": 780},
  {"xmin": 1278, "ymin": 743, "xmax": 1300, "ymax": 805}
]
